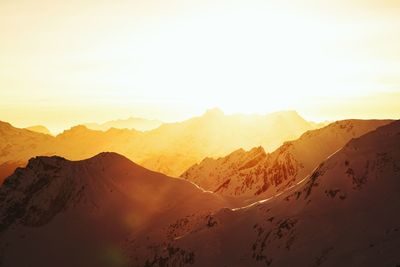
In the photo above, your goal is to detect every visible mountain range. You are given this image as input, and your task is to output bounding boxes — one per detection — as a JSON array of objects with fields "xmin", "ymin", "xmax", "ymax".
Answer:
[
  {"xmin": 84, "ymin": 117, "xmax": 163, "ymax": 132},
  {"xmin": 0, "ymin": 120, "xmax": 399, "ymax": 266},
  {"xmin": 0, "ymin": 109, "xmax": 319, "ymax": 183},
  {"xmin": 181, "ymin": 119, "xmax": 392, "ymax": 205},
  {"xmin": 154, "ymin": 120, "xmax": 400, "ymax": 266}
]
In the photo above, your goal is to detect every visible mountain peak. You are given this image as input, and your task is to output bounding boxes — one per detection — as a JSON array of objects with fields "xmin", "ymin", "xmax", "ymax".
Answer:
[
  {"xmin": 25, "ymin": 125, "xmax": 51, "ymax": 135},
  {"xmin": 272, "ymin": 110, "xmax": 302, "ymax": 119},
  {"xmin": 68, "ymin": 125, "xmax": 89, "ymax": 132},
  {"xmin": 204, "ymin": 108, "xmax": 224, "ymax": 117},
  {"xmin": 58, "ymin": 125, "xmax": 91, "ymax": 136},
  {"xmin": 24, "ymin": 155, "xmax": 67, "ymax": 173},
  {"xmin": 23, "ymin": 153, "xmax": 131, "ymax": 172},
  {"xmin": 248, "ymin": 146, "xmax": 266, "ymax": 155},
  {"xmin": 87, "ymin": 151, "xmax": 131, "ymax": 163}
]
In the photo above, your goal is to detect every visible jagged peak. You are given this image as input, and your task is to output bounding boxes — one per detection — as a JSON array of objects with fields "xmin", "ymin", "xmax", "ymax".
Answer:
[
  {"xmin": 12, "ymin": 153, "xmax": 141, "ymax": 182},
  {"xmin": 25, "ymin": 155, "xmax": 67, "ymax": 170},
  {"xmin": 24, "ymin": 152, "xmax": 130, "ymax": 169},
  {"xmin": 225, "ymin": 148, "xmax": 247, "ymax": 158},
  {"xmin": 248, "ymin": 146, "xmax": 266, "ymax": 155},
  {"xmin": 57, "ymin": 125, "xmax": 96, "ymax": 137}
]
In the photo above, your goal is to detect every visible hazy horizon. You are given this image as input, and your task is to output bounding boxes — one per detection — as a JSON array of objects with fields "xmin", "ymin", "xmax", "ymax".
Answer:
[
  {"xmin": 1, "ymin": 0, "xmax": 400, "ymax": 133},
  {"xmin": 2, "ymin": 105, "xmax": 399, "ymax": 135}
]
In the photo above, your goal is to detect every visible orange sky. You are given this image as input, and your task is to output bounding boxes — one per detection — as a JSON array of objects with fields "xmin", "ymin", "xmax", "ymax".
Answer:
[{"xmin": 1, "ymin": 0, "xmax": 399, "ymax": 132}]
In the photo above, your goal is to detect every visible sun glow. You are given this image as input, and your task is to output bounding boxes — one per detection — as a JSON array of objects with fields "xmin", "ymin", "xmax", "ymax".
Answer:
[{"xmin": 1, "ymin": 0, "xmax": 400, "ymax": 131}]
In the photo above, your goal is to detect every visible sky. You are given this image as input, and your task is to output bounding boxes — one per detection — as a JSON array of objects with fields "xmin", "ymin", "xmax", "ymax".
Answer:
[{"xmin": 1, "ymin": 0, "xmax": 400, "ymax": 132}]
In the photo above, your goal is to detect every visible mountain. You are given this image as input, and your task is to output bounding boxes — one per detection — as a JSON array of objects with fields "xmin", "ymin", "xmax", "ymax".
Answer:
[
  {"xmin": 25, "ymin": 125, "xmax": 52, "ymax": 135},
  {"xmin": 84, "ymin": 117, "xmax": 163, "ymax": 132},
  {"xmin": 181, "ymin": 119, "xmax": 392, "ymax": 204},
  {"xmin": 0, "ymin": 121, "xmax": 54, "ymax": 185},
  {"xmin": 160, "ymin": 120, "xmax": 400, "ymax": 266},
  {"xmin": 0, "ymin": 109, "xmax": 319, "ymax": 180},
  {"xmin": 0, "ymin": 122, "xmax": 142, "ymax": 185},
  {"xmin": 131, "ymin": 109, "xmax": 318, "ymax": 175},
  {"xmin": 1, "ymin": 120, "xmax": 399, "ymax": 266},
  {"xmin": 0, "ymin": 121, "xmax": 54, "ymax": 163},
  {"xmin": 0, "ymin": 153, "xmax": 227, "ymax": 267}
]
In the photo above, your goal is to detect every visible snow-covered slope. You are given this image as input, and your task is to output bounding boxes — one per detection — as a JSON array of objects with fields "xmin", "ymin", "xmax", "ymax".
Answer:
[
  {"xmin": 166, "ymin": 120, "xmax": 400, "ymax": 266},
  {"xmin": 0, "ymin": 153, "xmax": 227, "ymax": 267},
  {"xmin": 181, "ymin": 120, "xmax": 392, "ymax": 204}
]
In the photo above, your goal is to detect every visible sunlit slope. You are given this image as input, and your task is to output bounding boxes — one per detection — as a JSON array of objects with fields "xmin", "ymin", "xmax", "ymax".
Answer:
[
  {"xmin": 182, "ymin": 119, "xmax": 392, "ymax": 204},
  {"xmin": 0, "ymin": 122, "xmax": 54, "ymax": 162},
  {"xmin": 0, "ymin": 153, "xmax": 227, "ymax": 267},
  {"xmin": 165, "ymin": 120, "xmax": 400, "ymax": 266},
  {"xmin": 0, "ymin": 109, "xmax": 317, "ymax": 182}
]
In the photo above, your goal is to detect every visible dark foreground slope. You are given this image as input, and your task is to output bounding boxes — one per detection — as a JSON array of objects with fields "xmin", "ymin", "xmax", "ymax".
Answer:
[
  {"xmin": 0, "ymin": 153, "xmax": 227, "ymax": 267},
  {"xmin": 169, "ymin": 120, "xmax": 400, "ymax": 266}
]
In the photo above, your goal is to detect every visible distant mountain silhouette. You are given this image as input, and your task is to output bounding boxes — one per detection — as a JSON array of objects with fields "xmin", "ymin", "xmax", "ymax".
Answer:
[
  {"xmin": 84, "ymin": 117, "xmax": 163, "ymax": 132},
  {"xmin": 182, "ymin": 119, "xmax": 392, "ymax": 204},
  {"xmin": 25, "ymin": 125, "xmax": 52, "ymax": 135}
]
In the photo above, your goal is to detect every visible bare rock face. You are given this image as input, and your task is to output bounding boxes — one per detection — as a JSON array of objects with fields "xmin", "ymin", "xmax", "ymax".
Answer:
[
  {"xmin": 168, "ymin": 120, "xmax": 400, "ymax": 266},
  {"xmin": 0, "ymin": 153, "xmax": 227, "ymax": 267},
  {"xmin": 181, "ymin": 119, "xmax": 392, "ymax": 204}
]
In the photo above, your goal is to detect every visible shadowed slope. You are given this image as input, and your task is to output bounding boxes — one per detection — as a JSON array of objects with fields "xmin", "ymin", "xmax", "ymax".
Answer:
[{"xmin": 0, "ymin": 153, "xmax": 227, "ymax": 267}]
